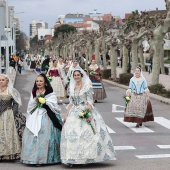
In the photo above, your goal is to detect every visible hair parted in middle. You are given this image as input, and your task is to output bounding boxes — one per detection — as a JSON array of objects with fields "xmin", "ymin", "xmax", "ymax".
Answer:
[{"xmin": 73, "ymin": 70, "xmax": 83, "ymax": 77}]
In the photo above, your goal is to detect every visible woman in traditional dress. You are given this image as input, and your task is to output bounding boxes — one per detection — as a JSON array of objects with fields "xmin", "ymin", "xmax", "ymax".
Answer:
[
  {"xmin": 35, "ymin": 59, "xmax": 42, "ymax": 73},
  {"xmin": 21, "ymin": 74, "xmax": 62, "ymax": 165},
  {"xmin": 30, "ymin": 55, "xmax": 36, "ymax": 71},
  {"xmin": 46, "ymin": 60, "xmax": 65, "ymax": 100},
  {"xmin": 89, "ymin": 60, "xmax": 107, "ymax": 102},
  {"xmin": 41, "ymin": 56, "xmax": 50, "ymax": 74},
  {"xmin": 124, "ymin": 66, "xmax": 154, "ymax": 127},
  {"xmin": 57, "ymin": 56, "xmax": 65, "ymax": 72},
  {"xmin": 61, "ymin": 67, "xmax": 116, "ymax": 166},
  {"xmin": 0, "ymin": 74, "xmax": 26, "ymax": 160},
  {"xmin": 60, "ymin": 65, "xmax": 70, "ymax": 98},
  {"xmin": 26, "ymin": 55, "xmax": 31, "ymax": 70},
  {"xmin": 49, "ymin": 57, "xmax": 53, "ymax": 68}
]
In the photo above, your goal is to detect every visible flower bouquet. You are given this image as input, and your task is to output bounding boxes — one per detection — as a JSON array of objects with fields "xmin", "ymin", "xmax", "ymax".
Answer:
[
  {"xmin": 45, "ymin": 65, "xmax": 49, "ymax": 69},
  {"xmin": 67, "ymin": 76, "xmax": 70, "ymax": 82},
  {"xmin": 90, "ymin": 70, "xmax": 96, "ymax": 76},
  {"xmin": 79, "ymin": 108, "xmax": 96, "ymax": 134},
  {"xmin": 123, "ymin": 95, "xmax": 131, "ymax": 107},
  {"xmin": 30, "ymin": 94, "xmax": 46, "ymax": 114},
  {"xmin": 47, "ymin": 76, "xmax": 52, "ymax": 82}
]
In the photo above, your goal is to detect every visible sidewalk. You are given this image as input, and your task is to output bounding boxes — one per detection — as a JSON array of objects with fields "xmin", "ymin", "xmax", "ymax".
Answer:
[
  {"xmin": 7, "ymin": 67, "xmax": 17, "ymax": 86},
  {"xmin": 115, "ymin": 67, "xmax": 170, "ymax": 90},
  {"xmin": 103, "ymin": 67, "xmax": 170, "ymax": 105}
]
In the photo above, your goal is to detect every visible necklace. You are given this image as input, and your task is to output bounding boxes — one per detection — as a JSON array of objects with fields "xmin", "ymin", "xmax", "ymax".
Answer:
[
  {"xmin": 38, "ymin": 88, "xmax": 45, "ymax": 95},
  {"xmin": 76, "ymin": 84, "xmax": 82, "ymax": 87},
  {"xmin": 0, "ymin": 87, "xmax": 7, "ymax": 94},
  {"xmin": 0, "ymin": 88, "xmax": 7, "ymax": 92}
]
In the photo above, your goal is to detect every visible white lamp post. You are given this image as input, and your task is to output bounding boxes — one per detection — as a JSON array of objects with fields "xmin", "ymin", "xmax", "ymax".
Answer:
[
  {"xmin": 3, "ymin": 0, "xmax": 9, "ymax": 74},
  {"xmin": 0, "ymin": 0, "xmax": 6, "ymax": 74}
]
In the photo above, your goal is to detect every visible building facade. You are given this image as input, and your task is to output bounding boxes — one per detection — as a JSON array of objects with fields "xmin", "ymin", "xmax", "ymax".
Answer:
[{"xmin": 30, "ymin": 20, "xmax": 48, "ymax": 38}]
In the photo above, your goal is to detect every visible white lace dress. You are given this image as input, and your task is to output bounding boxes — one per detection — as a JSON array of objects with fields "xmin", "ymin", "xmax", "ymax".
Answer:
[{"xmin": 60, "ymin": 83, "xmax": 116, "ymax": 164}]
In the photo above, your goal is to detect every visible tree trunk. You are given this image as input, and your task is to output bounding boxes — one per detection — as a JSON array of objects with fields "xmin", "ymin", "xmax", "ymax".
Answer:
[
  {"xmin": 131, "ymin": 42, "xmax": 138, "ymax": 70},
  {"xmin": 138, "ymin": 47, "xmax": 145, "ymax": 71},
  {"xmin": 122, "ymin": 45, "xmax": 128, "ymax": 73},
  {"xmin": 160, "ymin": 46, "xmax": 165, "ymax": 74},
  {"xmin": 65, "ymin": 45, "xmax": 68, "ymax": 59},
  {"xmin": 68, "ymin": 44, "xmax": 72, "ymax": 57},
  {"xmin": 102, "ymin": 37, "xmax": 107, "ymax": 70},
  {"xmin": 110, "ymin": 47, "xmax": 117, "ymax": 79},
  {"xmin": 95, "ymin": 40, "xmax": 100, "ymax": 65},
  {"xmin": 72, "ymin": 44, "xmax": 75, "ymax": 60},
  {"xmin": 85, "ymin": 44, "xmax": 89, "ymax": 70},
  {"xmin": 151, "ymin": 41, "xmax": 162, "ymax": 85},
  {"xmin": 89, "ymin": 45, "xmax": 93, "ymax": 64},
  {"xmin": 63, "ymin": 47, "xmax": 66, "ymax": 59}
]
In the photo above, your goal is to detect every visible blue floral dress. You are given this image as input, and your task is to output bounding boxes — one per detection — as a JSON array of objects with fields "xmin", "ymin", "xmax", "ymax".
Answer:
[
  {"xmin": 60, "ymin": 83, "xmax": 115, "ymax": 164},
  {"xmin": 21, "ymin": 92, "xmax": 62, "ymax": 164}
]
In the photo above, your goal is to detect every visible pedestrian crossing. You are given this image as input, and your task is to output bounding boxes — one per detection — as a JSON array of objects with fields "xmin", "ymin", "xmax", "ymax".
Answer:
[
  {"xmin": 135, "ymin": 154, "xmax": 170, "ymax": 159},
  {"xmin": 154, "ymin": 117, "xmax": 170, "ymax": 130},
  {"xmin": 105, "ymin": 117, "xmax": 170, "ymax": 134},
  {"xmin": 113, "ymin": 145, "xmax": 170, "ymax": 160},
  {"xmin": 115, "ymin": 117, "xmax": 154, "ymax": 133},
  {"xmin": 61, "ymin": 103, "xmax": 170, "ymax": 134}
]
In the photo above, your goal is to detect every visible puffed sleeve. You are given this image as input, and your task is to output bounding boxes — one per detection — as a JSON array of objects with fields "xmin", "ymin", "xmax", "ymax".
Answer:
[
  {"xmin": 126, "ymin": 78, "xmax": 133, "ymax": 96},
  {"xmin": 86, "ymin": 84, "xmax": 94, "ymax": 107},
  {"xmin": 12, "ymin": 98, "xmax": 19, "ymax": 115},
  {"xmin": 143, "ymin": 79, "xmax": 148, "ymax": 89}
]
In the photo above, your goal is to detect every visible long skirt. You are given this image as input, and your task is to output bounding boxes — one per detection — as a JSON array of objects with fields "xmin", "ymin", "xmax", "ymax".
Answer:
[
  {"xmin": 124, "ymin": 93, "xmax": 154, "ymax": 123},
  {"xmin": 61, "ymin": 105, "xmax": 116, "ymax": 164},
  {"xmin": 21, "ymin": 113, "xmax": 62, "ymax": 164},
  {"xmin": 92, "ymin": 82, "xmax": 107, "ymax": 100},
  {"xmin": 0, "ymin": 109, "xmax": 26, "ymax": 160},
  {"xmin": 51, "ymin": 77, "xmax": 65, "ymax": 99},
  {"xmin": 30, "ymin": 61, "xmax": 36, "ymax": 69}
]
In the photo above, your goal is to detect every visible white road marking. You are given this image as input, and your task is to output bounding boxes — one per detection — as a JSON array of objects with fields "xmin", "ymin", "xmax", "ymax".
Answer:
[
  {"xmin": 114, "ymin": 146, "xmax": 136, "ymax": 150},
  {"xmin": 157, "ymin": 145, "xmax": 170, "ymax": 149},
  {"xmin": 112, "ymin": 104, "xmax": 125, "ymax": 113},
  {"xmin": 154, "ymin": 117, "xmax": 170, "ymax": 130},
  {"xmin": 136, "ymin": 154, "xmax": 170, "ymax": 159},
  {"xmin": 116, "ymin": 118, "xmax": 154, "ymax": 133},
  {"xmin": 106, "ymin": 125, "xmax": 115, "ymax": 133}
]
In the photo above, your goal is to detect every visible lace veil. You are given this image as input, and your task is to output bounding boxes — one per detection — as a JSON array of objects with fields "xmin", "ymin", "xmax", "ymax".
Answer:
[
  {"xmin": 69, "ymin": 66, "xmax": 91, "ymax": 96},
  {"xmin": 0, "ymin": 74, "xmax": 22, "ymax": 106}
]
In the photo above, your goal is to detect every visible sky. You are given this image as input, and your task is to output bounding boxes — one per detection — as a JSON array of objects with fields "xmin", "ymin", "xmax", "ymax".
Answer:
[{"xmin": 8, "ymin": 0, "xmax": 166, "ymax": 36}]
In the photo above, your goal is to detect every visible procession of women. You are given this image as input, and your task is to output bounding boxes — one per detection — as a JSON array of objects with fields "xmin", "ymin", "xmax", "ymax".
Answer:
[{"xmin": 0, "ymin": 54, "xmax": 154, "ymax": 168}]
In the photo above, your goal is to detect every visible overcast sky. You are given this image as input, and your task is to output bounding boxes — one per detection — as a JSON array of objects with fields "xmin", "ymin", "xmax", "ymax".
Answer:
[{"xmin": 8, "ymin": 0, "xmax": 166, "ymax": 36}]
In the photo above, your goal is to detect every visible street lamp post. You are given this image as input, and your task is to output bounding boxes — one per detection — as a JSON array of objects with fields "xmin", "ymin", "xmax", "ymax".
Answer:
[
  {"xmin": 0, "ymin": 0, "xmax": 6, "ymax": 74},
  {"xmin": 5, "ymin": 0, "xmax": 9, "ymax": 74}
]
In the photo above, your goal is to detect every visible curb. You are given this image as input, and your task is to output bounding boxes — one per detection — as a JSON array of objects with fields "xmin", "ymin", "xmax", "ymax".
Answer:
[{"xmin": 103, "ymin": 79, "xmax": 170, "ymax": 105}]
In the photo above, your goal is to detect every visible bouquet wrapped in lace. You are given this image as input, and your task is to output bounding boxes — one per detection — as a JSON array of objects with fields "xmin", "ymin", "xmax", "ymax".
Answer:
[
  {"xmin": 30, "ymin": 94, "xmax": 46, "ymax": 114},
  {"xmin": 79, "ymin": 108, "xmax": 96, "ymax": 134}
]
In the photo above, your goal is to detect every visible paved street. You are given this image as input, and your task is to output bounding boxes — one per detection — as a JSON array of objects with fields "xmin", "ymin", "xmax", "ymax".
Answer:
[{"xmin": 1, "ymin": 70, "xmax": 170, "ymax": 170}]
